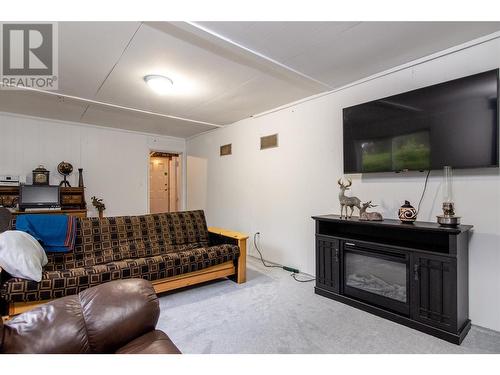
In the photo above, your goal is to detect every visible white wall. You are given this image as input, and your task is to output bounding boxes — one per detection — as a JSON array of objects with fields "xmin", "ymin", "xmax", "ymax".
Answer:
[
  {"xmin": 187, "ymin": 37, "xmax": 500, "ymax": 331},
  {"xmin": 0, "ymin": 112, "xmax": 186, "ymax": 217}
]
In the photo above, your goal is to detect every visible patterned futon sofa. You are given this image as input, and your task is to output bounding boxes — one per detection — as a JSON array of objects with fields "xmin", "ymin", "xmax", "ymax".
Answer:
[{"xmin": 0, "ymin": 210, "xmax": 247, "ymax": 316}]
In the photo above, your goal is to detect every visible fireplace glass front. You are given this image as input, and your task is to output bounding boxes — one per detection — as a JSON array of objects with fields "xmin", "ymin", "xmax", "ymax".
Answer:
[{"xmin": 345, "ymin": 250, "xmax": 408, "ymax": 306}]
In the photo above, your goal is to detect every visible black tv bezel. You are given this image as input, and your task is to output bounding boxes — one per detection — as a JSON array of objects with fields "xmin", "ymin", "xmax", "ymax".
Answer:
[
  {"xmin": 19, "ymin": 184, "xmax": 61, "ymax": 209},
  {"xmin": 342, "ymin": 68, "xmax": 500, "ymax": 174}
]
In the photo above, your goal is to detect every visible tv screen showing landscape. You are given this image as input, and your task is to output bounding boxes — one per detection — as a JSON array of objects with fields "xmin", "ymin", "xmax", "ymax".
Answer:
[{"xmin": 343, "ymin": 69, "xmax": 499, "ymax": 173}]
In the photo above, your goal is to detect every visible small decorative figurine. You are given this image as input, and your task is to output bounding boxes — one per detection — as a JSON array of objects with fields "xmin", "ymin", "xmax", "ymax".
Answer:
[
  {"xmin": 338, "ymin": 178, "xmax": 361, "ymax": 219},
  {"xmin": 91, "ymin": 196, "xmax": 106, "ymax": 219},
  {"xmin": 359, "ymin": 201, "xmax": 383, "ymax": 221},
  {"xmin": 57, "ymin": 161, "xmax": 73, "ymax": 187},
  {"xmin": 399, "ymin": 200, "xmax": 417, "ymax": 223}
]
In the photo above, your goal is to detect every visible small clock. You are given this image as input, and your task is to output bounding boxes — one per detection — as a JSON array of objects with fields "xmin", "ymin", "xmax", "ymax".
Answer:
[{"xmin": 32, "ymin": 165, "xmax": 50, "ymax": 185}]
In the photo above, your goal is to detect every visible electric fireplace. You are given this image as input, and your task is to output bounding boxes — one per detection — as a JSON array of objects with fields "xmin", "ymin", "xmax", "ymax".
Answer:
[
  {"xmin": 343, "ymin": 243, "xmax": 409, "ymax": 315},
  {"xmin": 313, "ymin": 214, "xmax": 472, "ymax": 344}
]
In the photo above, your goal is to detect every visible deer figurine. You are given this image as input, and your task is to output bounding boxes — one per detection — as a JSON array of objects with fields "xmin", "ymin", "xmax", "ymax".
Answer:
[
  {"xmin": 338, "ymin": 178, "xmax": 361, "ymax": 219},
  {"xmin": 359, "ymin": 201, "xmax": 383, "ymax": 221}
]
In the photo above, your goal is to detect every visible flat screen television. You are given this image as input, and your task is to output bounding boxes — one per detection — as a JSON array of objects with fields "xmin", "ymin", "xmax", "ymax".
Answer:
[
  {"xmin": 343, "ymin": 69, "xmax": 499, "ymax": 173},
  {"xmin": 19, "ymin": 185, "xmax": 60, "ymax": 209}
]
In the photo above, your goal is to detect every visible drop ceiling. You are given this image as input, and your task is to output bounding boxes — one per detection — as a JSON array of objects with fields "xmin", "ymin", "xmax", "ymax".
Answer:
[{"xmin": 1, "ymin": 21, "xmax": 499, "ymax": 138}]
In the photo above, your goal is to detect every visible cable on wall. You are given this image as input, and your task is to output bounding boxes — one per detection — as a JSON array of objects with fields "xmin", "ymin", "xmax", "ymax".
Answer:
[
  {"xmin": 253, "ymin": 233, "xmax": 282, "ymax": 269},
  {"xmin": 416, "ymin": 170, "xmax": 431, "ymax": 214},
  {"xmin": 253, "ymin": 232, "xmax": 315, "ymax": 282}
]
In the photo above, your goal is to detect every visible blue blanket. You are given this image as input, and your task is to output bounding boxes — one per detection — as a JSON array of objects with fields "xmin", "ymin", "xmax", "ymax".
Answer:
[{"xmin": 15, "ymin": 214, "xmax": 77, "ymax": 252}]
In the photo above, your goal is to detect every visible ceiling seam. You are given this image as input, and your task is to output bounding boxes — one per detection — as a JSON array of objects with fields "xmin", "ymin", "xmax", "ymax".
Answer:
[
  {"xmin": 185, "ymin": 21, "xmax": 334, "ymax": 90},
  {"xmin": 5, "ymin": 84, "xmax": 224, "ymax": 128},
  {"xmin": 80, "ymin": 22, "xmax": 144, "ymax": 120}
]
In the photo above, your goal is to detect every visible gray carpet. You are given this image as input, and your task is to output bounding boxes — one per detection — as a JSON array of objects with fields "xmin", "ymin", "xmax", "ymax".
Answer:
[{"xmin": 156, "ymin": 257, "xmax": 500, "ymax": 354}]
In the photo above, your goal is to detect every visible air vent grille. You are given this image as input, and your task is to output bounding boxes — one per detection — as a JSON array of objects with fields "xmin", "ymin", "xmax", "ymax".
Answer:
[
  {"xmin": 220, "ymin": 143, "xmax": 232, "ymax": 156},
  {"xmin": 260, "ymin": 134, "xmax": 278, "ymax": 150}
]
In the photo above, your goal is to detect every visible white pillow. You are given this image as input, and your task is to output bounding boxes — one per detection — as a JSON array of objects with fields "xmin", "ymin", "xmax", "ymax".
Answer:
[{"xmin": 0, "ymin": 230, "xmax": 48, "ymax": 282}]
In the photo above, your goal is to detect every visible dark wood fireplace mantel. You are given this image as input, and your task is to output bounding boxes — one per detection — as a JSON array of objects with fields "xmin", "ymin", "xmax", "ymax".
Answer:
[{"xmin": 312, "ymin": 214, "xmax": 472, "ymax": 344}]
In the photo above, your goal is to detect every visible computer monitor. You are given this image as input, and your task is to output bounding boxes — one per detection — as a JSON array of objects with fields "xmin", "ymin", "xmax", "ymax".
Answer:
[{"xmin": 19, "ymin": 185, "xmax": 60, "ymax": 209}]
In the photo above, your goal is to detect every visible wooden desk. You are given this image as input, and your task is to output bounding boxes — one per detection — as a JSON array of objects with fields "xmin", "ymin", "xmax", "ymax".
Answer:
[
  {"xmin": 12, "ymin": 209, "xmax": 87, "ymax": 219},
  {"xmin": 0, "ymin": 186, "xmax": 86, "ymax": 211}
]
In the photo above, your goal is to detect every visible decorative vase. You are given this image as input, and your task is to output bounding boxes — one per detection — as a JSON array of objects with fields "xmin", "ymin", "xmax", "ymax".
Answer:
[
  {"xmin": 78, "ymin": 168, "xmax": 84, "ymax": 188},
  {"xmin": 398, "ymin": 200, "xmax": 417, "ymax": 223}
]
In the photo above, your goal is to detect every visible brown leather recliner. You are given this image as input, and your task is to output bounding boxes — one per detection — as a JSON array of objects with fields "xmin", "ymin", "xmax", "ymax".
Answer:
[{"xmin": 0, "ymin": 279, "xmax": 180, "ymax": 354}]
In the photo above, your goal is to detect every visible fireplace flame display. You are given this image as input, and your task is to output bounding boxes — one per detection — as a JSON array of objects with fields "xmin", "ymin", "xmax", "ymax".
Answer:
[
  {"xmin": 345, "ymin": 250, "xmax": 408, "ymax": 306},
  {"xmin": 346, "ymin": 273, "xmax": 406, "ymax": 302}
]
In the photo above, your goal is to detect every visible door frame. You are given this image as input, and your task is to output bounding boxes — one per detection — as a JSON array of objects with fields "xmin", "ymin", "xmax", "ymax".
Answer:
[{"xmin": 147, "ymin": 149, "xmax": 186, "ymax": 213}]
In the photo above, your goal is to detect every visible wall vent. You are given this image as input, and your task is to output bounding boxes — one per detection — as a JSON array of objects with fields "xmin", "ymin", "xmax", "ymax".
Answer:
[
  {"xmin": 220, "ymin": 143, "xmax": 232, "ymax": 156},
  {"xmin": 260, "ymin": 134, "xmax": 278, "ymax": 150}
]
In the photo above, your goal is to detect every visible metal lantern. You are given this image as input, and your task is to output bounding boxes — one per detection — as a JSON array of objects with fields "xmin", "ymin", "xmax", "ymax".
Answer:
[{"xmin": 437, "ymin": 166, "xmax": 460, "ymax": 226}]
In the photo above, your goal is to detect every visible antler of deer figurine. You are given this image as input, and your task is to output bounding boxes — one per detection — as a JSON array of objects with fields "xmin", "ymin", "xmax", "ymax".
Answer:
[
  {"xmin": 338, "ymin": 177, "xmax": 361, "ymax": 219},
  {"xmin": 359, "ymin": 201, "xmax": 383, "ymax": 221}
]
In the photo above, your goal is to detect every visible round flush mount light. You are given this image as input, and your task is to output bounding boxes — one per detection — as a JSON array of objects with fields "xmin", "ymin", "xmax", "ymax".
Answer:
[{"xmin": 144, "ymin": 75, "xmax": 174, "ymax": 95}]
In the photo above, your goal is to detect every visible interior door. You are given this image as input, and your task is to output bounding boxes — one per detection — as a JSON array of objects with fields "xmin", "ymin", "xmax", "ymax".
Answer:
[{"xmin": 149, "ymin": 156, "xmax": 170, "ymax": 213}]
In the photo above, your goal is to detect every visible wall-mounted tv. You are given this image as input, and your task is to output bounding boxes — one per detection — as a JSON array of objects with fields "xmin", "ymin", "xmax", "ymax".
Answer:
[{"xmin": 343, "ymin": 69, "xmax": 499, "ymax": 173}]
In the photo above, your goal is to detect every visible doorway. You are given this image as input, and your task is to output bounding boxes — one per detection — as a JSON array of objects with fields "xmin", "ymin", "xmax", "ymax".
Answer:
[{"xmin": 149, "ymin": 151, "xmax": 181, "ymax": 213}]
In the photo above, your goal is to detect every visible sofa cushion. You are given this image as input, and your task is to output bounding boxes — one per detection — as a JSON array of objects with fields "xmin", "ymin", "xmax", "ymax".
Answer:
[
  {"xmin": 0, "ymin": 244, "xmax": 239, "ymax": 303},
  {"xmin": 41, "ymin": 210, "xmax": 210, "ymax": 271}
]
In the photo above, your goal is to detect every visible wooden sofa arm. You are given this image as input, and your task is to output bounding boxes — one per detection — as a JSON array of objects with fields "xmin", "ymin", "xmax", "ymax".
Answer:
[
  {"xmin": 208, "ymin": 227, "xmax": 249, "ymax": 241},
  {"xmin": 208, "ymin": 227, "xmax": 248, "ymax": 284}
]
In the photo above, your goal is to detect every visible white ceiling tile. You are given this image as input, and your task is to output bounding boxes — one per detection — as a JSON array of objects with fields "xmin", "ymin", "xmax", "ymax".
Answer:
[
  {"xmin": 185, "ymin": 75, "xmax": 317, "ymax": 124},
  {"xmin": 93, "ymin": 22, "xmax": 324, "ymax": 125},
  {"xmin": 57, "ymin": 22, "xmax": 141, "ymax": 98},
  {"xmin": 199, "ymin": 21, "xmax": 500, "ymax": 88},
  {"xmin": 285, "ymin": 22, "xmax": 500, "ymax": 87},
  {"xmin": 0, "ymin": 90, "xmax": 88, "ymax": 123},
  {"xmin": 81, "ymin": 104, "xmax": 214, "ymax": 138},
  {"xmin": 198, "ymin": 22, "xmax": 360, "ymax": 62},
  {"xmin": 1, "ymin": 21, "xmax": 500, "ymax": 138}
]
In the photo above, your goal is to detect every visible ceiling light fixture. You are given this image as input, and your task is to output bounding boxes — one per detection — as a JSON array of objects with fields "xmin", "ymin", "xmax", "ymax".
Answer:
[{"xmin": 144, "ymin": 75, "xmax": 174, "ymax": 95}]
